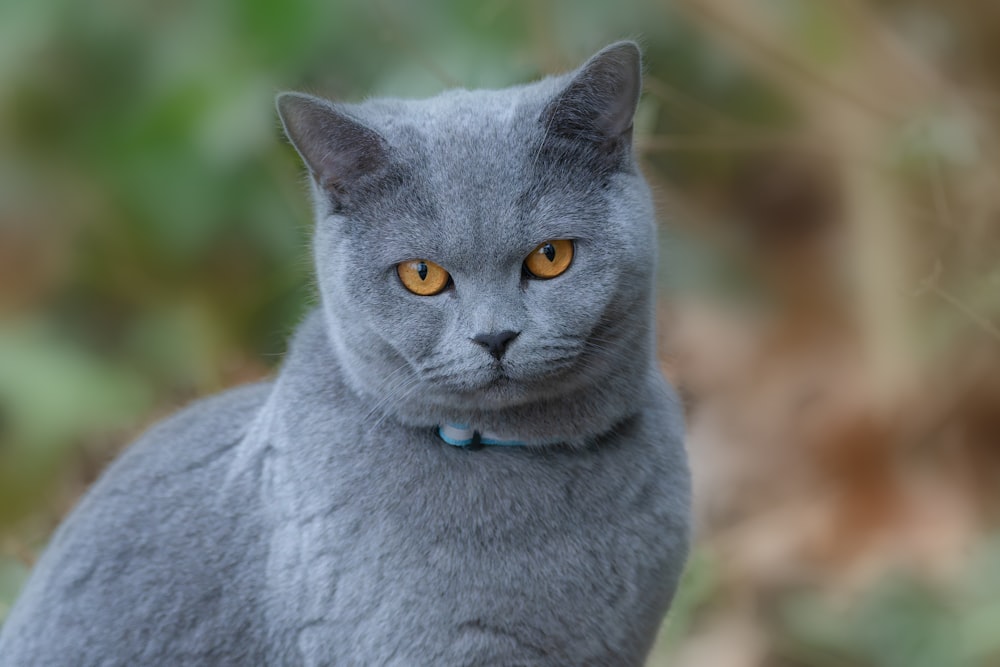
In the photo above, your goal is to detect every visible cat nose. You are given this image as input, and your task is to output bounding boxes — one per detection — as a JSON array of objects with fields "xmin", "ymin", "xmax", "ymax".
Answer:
[{"xmin": 471, "ymin": 330, "xmax": 520, "ymax": 360}]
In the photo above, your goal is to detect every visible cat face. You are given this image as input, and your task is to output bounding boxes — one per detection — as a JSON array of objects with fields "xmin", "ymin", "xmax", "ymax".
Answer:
[{"xmin": 279, "ymin": 43, "xmax": 656, "ymax": 420}]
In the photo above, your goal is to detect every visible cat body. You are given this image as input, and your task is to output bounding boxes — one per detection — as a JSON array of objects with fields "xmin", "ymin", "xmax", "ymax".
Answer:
[{"xmin": 0, "ymin": 43, "xmax": 691, "ymax": 666}]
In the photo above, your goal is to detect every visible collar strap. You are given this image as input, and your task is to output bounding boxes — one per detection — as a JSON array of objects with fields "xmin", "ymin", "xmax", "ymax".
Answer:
[{"xmin": 438, "ymin": 423, "xmax": 528, "ymax": 449}]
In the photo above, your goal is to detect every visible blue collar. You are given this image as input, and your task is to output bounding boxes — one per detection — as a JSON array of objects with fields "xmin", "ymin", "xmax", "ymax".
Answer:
[{"xmin": 438, "ymin": 423, "xmax": 528, "ymax": 449}]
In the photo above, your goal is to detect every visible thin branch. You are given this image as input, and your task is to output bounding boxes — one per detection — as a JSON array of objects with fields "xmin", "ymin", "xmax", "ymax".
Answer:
[
  {"xmin": 914, "ymin": 261, "xmax": 1000, "ymax": 343},
  {"xmin": 643, "ymin": 75, "xmax": 758, "ymax": 132},
  {"xmin": 672, "ymin": 0, "xmax": 899, "ymax": 122},
  {"xmin": 929, "ymin": 285, "xmax": 1000, "ymax": 343},
  {"xmin": 636, "ymin": 132, "xmax": 800, "ymax": 152}
]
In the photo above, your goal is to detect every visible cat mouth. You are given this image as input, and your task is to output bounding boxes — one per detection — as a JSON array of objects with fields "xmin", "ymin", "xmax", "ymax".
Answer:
[
  {"xmin": 460, "ymin": 367, "xmax": 521, "ymax": 399},
  {"xmin": 484, "ymin": 366, "xmax": 512, "ymax": 387},
  {"xmin": 481, "ymin": 357, "xmax": 575, "ymax": 391},
  {"xmin": 477, "ymin": 364, "xmax": 565, "ymax": 401},
  {"xmin": 424, "ymin": 357, "xmax": 575, "ymax": 407}
]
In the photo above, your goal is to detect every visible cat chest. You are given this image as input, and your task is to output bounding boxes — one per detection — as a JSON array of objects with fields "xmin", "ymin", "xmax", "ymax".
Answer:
[{"xmin": 262, "ymin": 437, "xmax": 673, "ymax": 664}]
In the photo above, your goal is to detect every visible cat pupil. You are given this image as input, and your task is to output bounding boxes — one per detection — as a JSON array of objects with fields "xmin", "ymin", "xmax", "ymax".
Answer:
[
  {"xmin": 417, "ymin": 262, "xmax": 428, "ymax": 280},
  {"xmin": 542, "ymin": 243, "xmax": 555, "ymax": 262}
]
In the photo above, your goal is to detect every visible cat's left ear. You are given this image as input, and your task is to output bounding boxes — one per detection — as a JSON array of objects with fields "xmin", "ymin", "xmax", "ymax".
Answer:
[
  {"xmin": 276, "ymin": 92, "xmax": 389, "ymax": 208},
  {"xmin": 542, "ymin": 41, "xmax": 642, "ymax": 150}
]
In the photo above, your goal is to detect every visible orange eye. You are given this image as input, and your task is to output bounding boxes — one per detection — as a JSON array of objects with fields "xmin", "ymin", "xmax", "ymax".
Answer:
[
  {"xmin": 524, "ymin": 239, "xmax": 573, "ymax": 279},
  {"xmin": 397, "ymin": 259, "xmax": 450, "ymax": 296}
]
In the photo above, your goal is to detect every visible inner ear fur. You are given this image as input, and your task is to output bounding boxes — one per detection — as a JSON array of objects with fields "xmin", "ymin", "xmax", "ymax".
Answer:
[
  {"xmin": 542, "ymin": 41, "xmax": 642, "ymax": 147},
  {"xmin": 276, "ymin": 92, "xmax": 389, "ymax": 202}
]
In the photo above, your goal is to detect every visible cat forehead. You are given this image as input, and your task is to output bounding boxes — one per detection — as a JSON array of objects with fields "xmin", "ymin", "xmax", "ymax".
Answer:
[
  {"xmin": 354, "ymin": 76, "xmax": 564, "ymax": 129},
  {"xmin": 346, "ymin": 77, "xmax": 570, "ymax": 162},
  {"xmin": 343, "ymin": 81, "xmax": 604, "ymax": 229}
]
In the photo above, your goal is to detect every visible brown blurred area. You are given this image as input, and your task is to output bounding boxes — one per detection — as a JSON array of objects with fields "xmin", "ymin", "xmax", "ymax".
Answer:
[
  {"xmin": 1, "ymin": 1, "xmax": 998, "ymax": 664},
  {"xmin": 652, "ymin": 2, "xmax": 1000, "ymax": 664}
]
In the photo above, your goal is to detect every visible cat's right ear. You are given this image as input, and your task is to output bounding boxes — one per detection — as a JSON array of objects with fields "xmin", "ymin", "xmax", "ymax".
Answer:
[
  {"xmin": 541, "ymin": 41, "xmax": 642, "ymax": 153},
  {"xmin": 276, "ymin": 92, "xmax": 389, "ymax": 206}
]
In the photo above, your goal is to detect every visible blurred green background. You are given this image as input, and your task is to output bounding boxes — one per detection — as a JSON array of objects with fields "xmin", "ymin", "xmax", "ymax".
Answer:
[{"xmin": 3, "ymin": 1, "xmax": 1000, "ymax": 664}]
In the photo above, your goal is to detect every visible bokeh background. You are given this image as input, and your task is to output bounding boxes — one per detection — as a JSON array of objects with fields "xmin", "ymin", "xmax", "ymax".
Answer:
[{"xmin": 2, "ymin": 1, "xmax": 1000, "ymax": 664}]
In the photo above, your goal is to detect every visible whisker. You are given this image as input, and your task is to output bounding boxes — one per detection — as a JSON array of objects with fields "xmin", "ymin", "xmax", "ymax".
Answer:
[
  {"xmin": 369, "ymin": 374, "xmax": 424, "ymax": 432},
  {"xmin": 363, "ymin": 363, "xmax": 417, "ymax": 421}
]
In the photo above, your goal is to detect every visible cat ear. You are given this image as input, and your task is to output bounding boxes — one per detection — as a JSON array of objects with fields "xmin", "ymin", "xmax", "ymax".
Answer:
[
  {"xmin": 276, "ymin": 92, "xmax": 389, "ymax": 204},
  {"xmin": 542, "ymin": 41, "xmax": 642, "ymax": 147}
]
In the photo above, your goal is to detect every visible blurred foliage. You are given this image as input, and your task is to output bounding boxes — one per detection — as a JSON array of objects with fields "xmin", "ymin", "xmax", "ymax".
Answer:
[
  {"xmin": 0, "ymin": 322, "xmax": 151, "ymax": 525},
  {"xmin": 2, "ymin": 0, "xmax": 999, "ymax": 664},
  {"xmin": 777, "ymin": 539, "xmax": 1000, "ymax": 667},
  {"xmin": 0, "ymin": 557, "xmax": 28, "ymax": 627},
  {"xmin": 649, "ymin": 550, "xmax": 722, "ymax": 652}
]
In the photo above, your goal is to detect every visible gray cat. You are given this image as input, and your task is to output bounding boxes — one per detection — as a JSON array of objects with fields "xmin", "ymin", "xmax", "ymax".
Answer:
[{"xmin": 0, "ymin": 41, "xmax": 690, "ymax": 666}]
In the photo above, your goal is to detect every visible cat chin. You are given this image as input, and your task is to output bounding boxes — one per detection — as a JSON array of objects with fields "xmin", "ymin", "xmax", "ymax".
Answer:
[
  {"xmin": 421, "ymin": 363, "xmax": 580, "ymax": 408},
  {"xmin": 431, "ymin": 379, "xmax": 582, "ymax": 413},
  {"xmin": 422, "ymin": 379, "xmax": 533, "ymax": 410}
]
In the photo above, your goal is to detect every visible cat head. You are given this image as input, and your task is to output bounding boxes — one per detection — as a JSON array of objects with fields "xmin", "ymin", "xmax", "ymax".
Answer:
[{"xmin": 277, "ymin": 42, "xmax": 660, "ymax": 443}]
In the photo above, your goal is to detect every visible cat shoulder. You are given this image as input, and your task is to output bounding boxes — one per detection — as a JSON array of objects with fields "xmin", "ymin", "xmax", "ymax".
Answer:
[{"xmin": 0, "ymin": 381, "xmax": 274, "ymax": 665}]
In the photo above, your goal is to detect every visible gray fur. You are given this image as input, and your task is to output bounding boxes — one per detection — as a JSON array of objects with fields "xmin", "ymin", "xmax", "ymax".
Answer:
[{"xmin": 0, "ymin": 42, "xmax": 690, "ymax": 666}]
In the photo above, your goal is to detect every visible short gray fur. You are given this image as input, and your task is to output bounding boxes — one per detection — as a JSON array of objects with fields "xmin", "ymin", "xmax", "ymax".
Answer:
[{"xmin": 0, "ymin": 42, "xmax": 690, "ymax": 666}]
